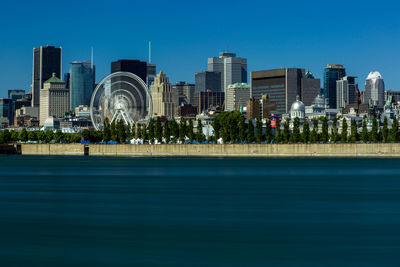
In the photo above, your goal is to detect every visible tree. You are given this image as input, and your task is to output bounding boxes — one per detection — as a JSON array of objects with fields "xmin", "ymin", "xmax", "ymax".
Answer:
[
  {"xmin": 155, "ymin": 117, "xmax": 163, "ymax": 143},
  {"xmin": 211, "ymin": 117, "xmax": 221, "ymax": 142},
  {"xmin": 360, "ymin": 120, "xmax": 369, "ymax": 143},
  {"xmin": 170, "ymin": 120, "xmax": 179, "ymax": 143},
  {"xmin": 341, "ymin": 118, "xmax": 348, "ymax": 143},
  {"xmin": 265, "ymin": 119, "xmax": 272, "ymax": 143},
  {"xmin": 19, "ymin": 128, "xmax": 28, "ymax": 142},
  {"xmin": 187, "ymin": 119, "xmax": 194, "ymax": 142},
  {"xmin": 1, "ymin": 130, "xmax": 11, "ymax": 143},
  {"xmin": 148, "ymin": 118, "xmax": 155, "ymax": 144},
  {"xmin": 321, "ymin": 117, "xmax": 329, "ymax": 143},
  {"xmin": 238, "ymin": 117, "xmax": 246, "ymax": 142},
  {"xmin": 290, "ymin": 117, "xmax": 301, "ymax": 143},
  {"xmin": 390, "ymin": 116, "xmax": 398, "ymax": 142},
  {"xmin": 163, "ymin": 120, "xmax": 171, "ymax": 144},
  {"xmin": 283, "ymin": 118, "xmax": 291, "ymax": 143},
  {"xmin": 370, "ymin": 118, "xmax": 379, "ymax": 142},
  {"xmin": 125, "ymin": 123, "xmax": 131, "ymax": 140},
  {"xmin": 110, "ymin": 120, "xmax": 117, "ymax": 141},
  {"xmin": 37, "ymin": 131, "xmax": 46, "ymax": 143},
  {"xmin": 247, "ymin": 120, "xmax": 255, "ymax": 143},
  {"xmin": 28, "ymin": 131, "xmax": 38, "ymax": 141},
  {"xmin": 54, "ymin": 129, "xmax": 63, "ymax": 143},
  {"xmin": 275, "ymin": 119, "xmax": 281, "ymax": 143},
  {"xmin": 302, "ymin": 119, "xmax": 310, "ymax": 143},
  {"xmin": 137, "ymin": 124, "xmax": 142, "ymax": 139},
  {"xmin": 45, "ymin": 130, "xmax": 54, "ymax": 143},
  {"xmin": 103, "ymin": 118, "xmax": 111, "ymax": 142},
  {"xmin": 142, "ymin": 123, "xmax": 148, "ymax": 143},
  {"xmin": 382, "ymin": 117, "xmax": 389, "ymax": 143},
  {"xmin": 350, "ymin": 119, "xmax": 358, "ymax": 143},
  {"xmin": 255, "ymin": 117, "xmax": 264, "ymax": 143},
  {"xmin": 10, "ymin": 130, "xmax": 18, "ymax": 142},
  {"xmin": 179, "ymin": 118, "xmax": 186, "ymax": 143},
  {"xmin": 310, "ymin": 119, "xmax": 319, "ymax": 143},
  {"xmin": 132, "ymin": 123, "xmax": 136, "ymax": 139},
  {"xmin": 331, "ymin": 118, "xmax": 339, "ymax": 142},
  {"xmin": 116, "ymin": 120, "xmax": 126, "ymax": 143},
  {"xmin": 82, "ymin": 129, "xmax": 90, "ymax": 141},
  {"xmin": 196, "ymin": 119, "xmax": 204, "ymax": 142}
]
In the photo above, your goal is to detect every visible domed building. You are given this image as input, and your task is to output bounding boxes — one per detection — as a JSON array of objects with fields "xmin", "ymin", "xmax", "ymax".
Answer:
[{"xmin": 290, "ymin": 96, "xmax": 305, "ymax": 119}]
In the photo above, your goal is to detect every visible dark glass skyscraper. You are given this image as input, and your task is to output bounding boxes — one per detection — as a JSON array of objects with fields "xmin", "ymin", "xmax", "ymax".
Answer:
[
  {"xmin": 323, "ymin": 64, "xmax": 346, "ymax": 109},
  {"xmin": 32, "ymin": 46, "xmax": 62, "ymax": 107},
  {"xmin": 69, "ymin": 62, "xmax": 95, "ymax": 111},
  {"xmin": 111, "ymin": 60, "xmax": 147, "ymax": 83},
  {"xmin": 195, "ymin": 71, "xmax": 221, "ymax": 92}
]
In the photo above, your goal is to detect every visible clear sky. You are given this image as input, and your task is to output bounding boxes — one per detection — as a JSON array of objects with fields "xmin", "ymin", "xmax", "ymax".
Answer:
[{"xmin": 0, "ymin": 0, "xmax": 399, "ymax": 97}]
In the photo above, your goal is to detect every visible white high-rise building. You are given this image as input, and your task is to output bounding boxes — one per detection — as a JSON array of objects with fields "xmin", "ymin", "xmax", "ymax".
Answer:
[
  {"xmin": 225, "ymin": 83, "xmax": 250, "ymax": 112},
  {"xmin": 364, "ymin": 72, "xmax": 385, "ymax": 107},
  {"xmin": 208, "ymin": 52, "xmax": 247, "ymax": 94},
  {"xmin": 336, "ymin": 76, "xmax": 358, "ymax": 109}
]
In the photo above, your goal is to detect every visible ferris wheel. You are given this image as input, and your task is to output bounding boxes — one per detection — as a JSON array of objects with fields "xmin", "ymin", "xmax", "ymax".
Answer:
[{"xmin": 90, "ymin": 72, "xmax": 152, "ymax": 130}]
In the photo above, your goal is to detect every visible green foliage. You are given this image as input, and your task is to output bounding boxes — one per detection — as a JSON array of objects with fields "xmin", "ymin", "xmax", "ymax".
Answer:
[
  {"xmin": 265, "ymin": 119, "xmax": 272, "ymax": 143},
  {"xmin": 163, "ymin": 120, "xmax": 171, "ymax": 143},
  {"xmin": 350, "ymin": 119, "xmax": 358, "ymax": 143},
  {"xmin": 247, "ymin": 120, "xmax": 255, "ymax": 143},
  {"xmin": 331, "ymin": 118, "xmax": 338, "ymax": 142},
  {"xmin": 321, "ymin": 117, "xmax": 329, "ymax": 143},
  {"xmin": 142, "ymin": 123, "xmax": 148, "ymax": 142},
  {"xmin": 110, "ymin": 120, "xmax": 117, "ymax": 141},
  {"xmin": 341, "ymin": 118, "xmax": 348, "ymax": 143},
  {"xmin": 10, "ymin": 130, "xmax": 19, "ymax": 142},
  {"xmin": 302, "ymin": 119, "xmax": 310, "ymax": 143},
  {"xmin": 310, "ymin": 119, "xmax": 319, "ymax": 143},
  {"xmin": 369, "ymin": 118, "xmax": 379, "ymax": 142},
  {"xmin": 170, "ymin": 120, "xmax": 179, "ymax": 143},
  {"xmin": 283, "ymin": 118, "xmax": 291, "ymax": 143},
  {"xmin": 147, "ymin": 118, "xmax": 155, "ymax": 144},
  {"xmin": 389, "ymin": 116, "xmax": 398, "ymax": 142},
  {"xmin": 291, "ymin": 117, "xmax": 301, "ymax": 143},
  {"xmin": 54, "ymin": 129, "xmax": 64, "ymax": 143},
  {"xmin": 255, "ymin": 117, "xmax": 264, "ymax": 143},
  {"xmin": 187, "ymin": 119, "xmax": 194, "ymax": 142},
  {"xmin": 179, "ymin": 118, "xmax": 186, "ymax": 143},
  {"xmin": 136, "ymin": 124, "xmax": 142, "ymax": 139},
  {"xmin": 360, "ymin": 120, "xmax": 369, "ymax": 143},
  {"xmin": 238, "ymin": 117, "xmax": 246, "ymax": 142},
  {"xmin": 275, "ymin": 119, "xmax": 281, "ymax": 143},
  {"xmin": 37, "ymin": 131, "xmax": 46, "ymax": 142},
  {"xmin": 125, "ymin": 123, "xmax": 131, "ymax": 139},
  {"xmin": 382, "ymin": 117, "xmax": 389, "ymax": 143},
  {"xmin": 213, "ymin": 111, "xmax": 242, "ymax": 143},
  {"xmin": 132, "ymin": 123, "xmax": 136, "ymax": 139},
  {"xmin": 19, "ymin": 128, "xmax": 28, "ymax": 142},
  {"xmin": 103, "ymin": 118, "xmax": 111, "ymax": 142},
  {"xmin": 196, "ymin": 119, "xmax": 204, "ymax": 142},
  {"xmin": 155, "ymin": 118, "xmax": 163, "ymax": 143},
  {"xmin": 45, "ymin": 130, "xmax": 54, "ymax": 143},
  {"xmin": 82, "ymin": 129, "xmax": 90, "ymax": 141},
  {"xmin": 28, "ymin": 131, "xmax": 38, "ymax": 141}
]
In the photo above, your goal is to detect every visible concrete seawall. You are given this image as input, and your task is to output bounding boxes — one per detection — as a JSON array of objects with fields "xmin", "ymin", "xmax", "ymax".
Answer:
[{"xmin": 20, "ymin": 143, "xmax": 400, "ymax": 157}]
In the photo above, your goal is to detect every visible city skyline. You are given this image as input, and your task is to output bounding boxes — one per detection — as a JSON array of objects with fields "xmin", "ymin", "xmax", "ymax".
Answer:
[{"xmin": 1, "ymin": 0, "xmax": 399, "ymax": 96}]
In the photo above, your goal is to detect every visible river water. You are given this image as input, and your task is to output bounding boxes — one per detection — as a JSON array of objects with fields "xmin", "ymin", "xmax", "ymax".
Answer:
[{"xmin": 0, "ymin": 156, "xmax": 399, "ymax": 266}]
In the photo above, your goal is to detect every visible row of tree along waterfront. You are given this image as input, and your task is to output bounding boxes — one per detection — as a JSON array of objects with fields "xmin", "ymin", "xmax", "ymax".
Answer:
[{"xmin": 0, "ymin": 111, "xmax": 399, "ymax": 144}]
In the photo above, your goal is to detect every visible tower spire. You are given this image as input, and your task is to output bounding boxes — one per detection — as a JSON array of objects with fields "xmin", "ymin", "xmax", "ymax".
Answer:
[{"xmin": 149, "ymin": 41, "xmax": 151, "ymax": 64}]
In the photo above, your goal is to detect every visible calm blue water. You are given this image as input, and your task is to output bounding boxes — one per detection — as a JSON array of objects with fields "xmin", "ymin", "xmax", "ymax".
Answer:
[{"xmin": 1, "ymin": 156, "xmax": 400, "ymax": 266}]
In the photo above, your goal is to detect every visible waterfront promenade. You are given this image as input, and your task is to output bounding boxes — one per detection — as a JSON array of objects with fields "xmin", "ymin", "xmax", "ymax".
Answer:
[{"xmin": 18, "ymin": 143, "xmax": 400, "ymax": 157}]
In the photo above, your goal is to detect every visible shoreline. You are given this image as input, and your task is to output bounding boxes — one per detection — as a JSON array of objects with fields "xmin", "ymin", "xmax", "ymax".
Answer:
[{"xmin": 11, "ymin": 143, "xmax": 400, "ymax": 158}]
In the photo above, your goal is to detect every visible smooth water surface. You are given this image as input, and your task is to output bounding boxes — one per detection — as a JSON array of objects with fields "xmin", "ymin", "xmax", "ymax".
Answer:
[{"xmin": 1, "ymin": 156, "xmax": 400, "ymax": 266}]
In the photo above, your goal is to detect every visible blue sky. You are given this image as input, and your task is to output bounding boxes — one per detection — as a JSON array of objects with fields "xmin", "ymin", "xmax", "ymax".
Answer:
[{"xmin": 0, "ymin": 0, "xmax": 399, "ymax": 97}]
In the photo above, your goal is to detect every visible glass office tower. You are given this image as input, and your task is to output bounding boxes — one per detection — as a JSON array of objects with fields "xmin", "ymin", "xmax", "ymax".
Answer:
[
  {"xmin": 69, "ymin": 62, "xmax": 95, "ymax": 111},
  {"xmin": 323, "ymin": 64, "xmax": 346, "ymax": 109}
]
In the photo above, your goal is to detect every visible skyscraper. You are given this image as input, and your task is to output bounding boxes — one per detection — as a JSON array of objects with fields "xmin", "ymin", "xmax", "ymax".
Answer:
[
  {"xmin": 195, "ymin": 71, "xmax": 221, "ymax": 92},
  {"xmin": 32, "ymin": 46, "xmax": 62, "ymax": 107},
  {"xmin": 336, "ymin": 76, "xmax": 358, "ymax": 109},
  {"xmin": 111, "ymin": 60, "xmax": 147, "ymax": 83},
  {"xmin": 250, "ymin": 68, "xmax": 308, "ymax": 114},
  {"xmin": 364, "ymin": 72, "xmax": 385, "ymax": 107},
  {"xmin": 225, "ymin": 83, "xmax": 250, "ymax": 112},
  {"xmin": 323, "ymin": 64, "xmax": 346, "ymax": 109},
  {"xmin": 208, "ymin": 52, "xmax": 247, "ymax": 93},
  {"xmin": 69, "ymin": 62, "xmax": 95, "ymax": 111},
  {"xmin": 151, "ymin": 72, "xmax": 178, "ymax": 118},
  {"xmin": 173, "ymin": 82, "xmax": 195, "ymax": 105},
  {"xmin": 147, "ymin": 64, "xmax": 156, "ymax": 92},
  {"xmin": 39, "ymin": 74, "xmax": 69, "ymax": 125},
  {"xmin": 7, "ymin": 90, "xmax": 26, "ymax": 126}
]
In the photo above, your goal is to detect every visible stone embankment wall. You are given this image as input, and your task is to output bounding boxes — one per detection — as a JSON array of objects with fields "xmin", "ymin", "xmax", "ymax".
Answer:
[{"xmin": 20, "ymin": 143, "xmax": 400, "ymax": 157}]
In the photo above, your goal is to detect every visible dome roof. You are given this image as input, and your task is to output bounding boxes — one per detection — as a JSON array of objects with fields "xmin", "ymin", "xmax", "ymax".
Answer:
[
  {"xmin": 290, "ymin": 96, "xmax": 305, "ymax": 112},
  {"xmin": 312, "ymin": 94, "xmax": 325, "ymax": 106}
]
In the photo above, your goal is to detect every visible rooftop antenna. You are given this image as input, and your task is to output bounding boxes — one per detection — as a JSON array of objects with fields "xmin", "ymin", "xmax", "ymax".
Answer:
[
  {"xmin": 91, "ymin": 47, "xmax": 93, "ymax": 69},
  {"xmin": 149, "ymin": 41, "xmax": 151, "ymax": 64}
]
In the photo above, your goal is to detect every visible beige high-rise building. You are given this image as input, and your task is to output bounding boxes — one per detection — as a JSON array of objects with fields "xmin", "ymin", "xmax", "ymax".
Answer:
[
  {"xmin": 40, "ymin": 73, "xmax": 69, "ymax": 126},
  {"xmin": 151, "ymin": 71, "xmax": 178, "ymax": 118}
]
